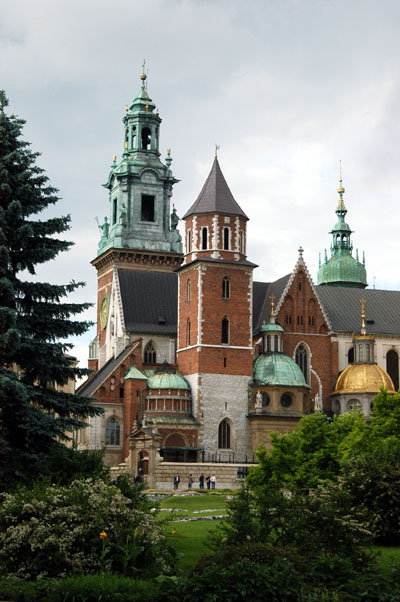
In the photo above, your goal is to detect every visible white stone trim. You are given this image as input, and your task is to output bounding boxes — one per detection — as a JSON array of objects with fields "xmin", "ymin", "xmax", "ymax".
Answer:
[{"xmin": 177, "ymin": 343, "xmax": 253, "ymax": 352}]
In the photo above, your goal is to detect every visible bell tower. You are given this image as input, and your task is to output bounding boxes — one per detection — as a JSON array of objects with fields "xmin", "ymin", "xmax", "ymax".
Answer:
[
  {"xmin": 90, "ymin": 65, "xmax": 183, "ymax": 363},
  {"xmin": 176, "ymin": 154, "xmax": 256, "ymax": 460}
]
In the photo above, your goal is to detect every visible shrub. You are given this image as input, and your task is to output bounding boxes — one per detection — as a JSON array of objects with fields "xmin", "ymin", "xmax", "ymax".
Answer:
[{"xmin": 0, "ymin": 478, "xmax": 173, "ymax": 579}]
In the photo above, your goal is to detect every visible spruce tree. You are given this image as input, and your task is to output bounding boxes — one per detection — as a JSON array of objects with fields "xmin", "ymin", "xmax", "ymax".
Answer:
[{"xmin": 0, "ymin": 91, "xmax": 102, "ymax": 487}]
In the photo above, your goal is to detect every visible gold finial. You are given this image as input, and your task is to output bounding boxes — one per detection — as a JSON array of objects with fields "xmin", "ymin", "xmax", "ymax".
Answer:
[
  {"xmin": 337, "ymin": 160, "xmax": 345, "ymax": 195},
  {"xmin": 124, "ymin": 141, "xmax": 128, "ymax": 149},
  {"xmin": 140, "ymin": 58, "xmax": 147, "ymax": 81},
  {"xmin": 113, "ymin": 154, "xmax": 116, "ymax": 162},
  {"xmin": 360, "ymin": 298, "xmax": 366, "ymax": 335},
  {"xmin": 214, "ymin": 143, "xmax": 220, "ymax": 158},
  {"xmin": 145, "ymin": 102, "xmax": 149, "ymax": 113},
  {"xmin": 125, "ymin": 104, "xmax": 128, "ymax": 113},
  {"xmin": 167, "ymin": 148, "xmax": 171, "ymax": 154},
  {"xmin": 269, "ymin": 293, "xmax": 276, "ymax": 318}
]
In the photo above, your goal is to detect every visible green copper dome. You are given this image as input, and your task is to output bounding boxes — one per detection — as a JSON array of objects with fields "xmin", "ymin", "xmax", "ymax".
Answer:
[
  {"xmin": 253, "ymin": 353, "xmax": 310, "ymax": 388},
  {"xmin": 147, "ymin": 362, "xmax": 190, "ymax": 390},
  {"xmin": 260, "ymin": 322, "xmax": 284, "ymax": 333},
  {"xmin": 317, "ymin": 175, "xmax": 367, "ymax": 288}
]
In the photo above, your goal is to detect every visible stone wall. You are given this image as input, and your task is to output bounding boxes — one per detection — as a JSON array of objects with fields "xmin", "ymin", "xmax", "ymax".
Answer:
[{"xmin": 153, "ymin": 461, "xmax": 257, "ymax": 490}]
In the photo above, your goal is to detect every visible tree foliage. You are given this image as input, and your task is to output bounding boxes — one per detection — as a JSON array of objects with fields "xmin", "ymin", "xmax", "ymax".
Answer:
[{"xmin": 0, "ymin": 91, "xmax": 102, "ymax": 488}]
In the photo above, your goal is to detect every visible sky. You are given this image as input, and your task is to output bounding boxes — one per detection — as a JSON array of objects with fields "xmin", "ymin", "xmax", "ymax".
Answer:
[{"xmin": 2, "ymin": 0, "xmax": 400, "ymax": 370}]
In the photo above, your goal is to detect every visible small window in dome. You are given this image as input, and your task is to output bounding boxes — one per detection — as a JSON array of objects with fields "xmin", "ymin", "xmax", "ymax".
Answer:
[
  {"xmin": 281, "ymin": 393, "xmax": 292, "ymax": 408},
  {"xmin": 348, "ymin": 398, "xmax": 362, "ymax": 411}
]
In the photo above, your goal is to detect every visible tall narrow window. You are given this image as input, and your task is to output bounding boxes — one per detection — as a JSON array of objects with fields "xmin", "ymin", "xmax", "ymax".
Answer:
[
  {"xmin": 201, "ymin": 227, "xmax": 208, "ymax": 250},
  {"xmin": 266, "ymin": 335, "xmax": 271, "ymax": 352},
  {"xmin": 187, "ymin": 279, "xmax": 191, "ymax": 301},
  {"xmin": 112, "ymin": 198, "xmax": 117, "ymax": 224},
  {"xmin": 274, "ymin": 334, "xmax": 279, "ymax": 351},
  {"xmin": 141, "ymin": 195, "xmax": 155, "ymax": 221},
  {"xmin": 105, "ymin": 418, "xmax": 120, "ymax": 445},
  {"xmin": 348, "ymin": 347, "xmax": 354, "ymax": 364},
  {"xmin": 295, "ymin": 344, "xmax": 308, "ymax": 383},
  {"xmin": 239, "ymin": 230, "xmax": 245, "ymax": 254},
  {"xmin": 222, "ymin": 277, "xmax": 230, "ymax": 299},
  {"xmin": 186, "ymin": 229, "xmax": 191, "ymax": 253},
  {"xmin": 141, "ymin": 126, "xmax": 151, "ymax": 150},
  {"xmin": 387, "ymin": 350, "xmax": 399, "ymax": 390},
  {"xmin": 221, "ymin": 317, "xmax": 229, "ymax": 344},
  {"xmin": 223, "ymin": 227, "xmax": 230, "ymax": 250},
  {"xmin": 131, "ymin": 126, "xmax": 136, "ymax": 149},
  {"xmin": 144, "ymin": 341, "xmax": 156, "ymax": 363},
  {"xmin": 218, "ymin": 419, "xmax": 231, "ymax": 448},
  {"xmin": 186, "ymin": 319, "xmax": 191, "ymax": 346}
]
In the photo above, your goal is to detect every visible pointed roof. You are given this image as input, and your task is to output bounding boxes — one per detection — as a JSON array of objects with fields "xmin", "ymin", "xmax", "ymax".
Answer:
[{"xmin": 183, "ymin": 158, "xmax": 248, "ymax": 220}]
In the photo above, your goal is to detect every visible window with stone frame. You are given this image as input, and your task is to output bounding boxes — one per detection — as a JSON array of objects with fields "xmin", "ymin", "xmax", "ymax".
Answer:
[
  {"xmin": 201, "ymin": 226, "xmax": 208, "ymax": 250},
  {"xmin": 221, "ymin": 316, "xmax": 229, "ymax": 344},
  {"xmin": 186, "ymin": 228, "xmax": 191, "ymax": 253},
  {"xmin": 144, "ymin": 340, "xmax": 156, "ymax": 363},
  {"xmin": 222, "ymin": 276, "xmax": 230, "ymax": 299},
  {"xmin": 295, "ymin": 344, "xmax": 309, "ymax": 383},
  {"xmin": 223, "ymin": 227, "xmax": 230, "ymax": 250},
  {"xmin": 218, "ymin": 419, "xmax": 231, "ymax": 448},
  {"xmin": 105, "ymin": 417, "xmax": 120, "ymax": 445}
]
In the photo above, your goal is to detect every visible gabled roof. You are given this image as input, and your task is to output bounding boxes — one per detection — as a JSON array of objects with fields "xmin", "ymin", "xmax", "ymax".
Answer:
[
  {"xmin": 316, "ymin": 286, "xmax": 400, "ymax": 335},
  {"xmin": 76, "ymin": 342, "xmax": 139, "ymax": 398},
  {"xmin": 253, "ymin": 274, "xmax": 291, "ymax": 333},
  {"xmin": 183, "ymin": 158, "xmax": 248, "ymax": 220},
  {"xmin": 118, "ymin": 269, "xmax": 178, "ymax": 334}
]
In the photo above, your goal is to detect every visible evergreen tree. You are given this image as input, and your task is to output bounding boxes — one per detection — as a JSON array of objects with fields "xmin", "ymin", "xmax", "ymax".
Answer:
[{"xmin": 0, "ymin": 90, "xmax": 102, "ymax": 488}]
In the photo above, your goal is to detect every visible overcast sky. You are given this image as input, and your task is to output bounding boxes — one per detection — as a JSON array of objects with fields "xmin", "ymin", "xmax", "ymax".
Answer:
[{"xmin": 2, "ymin": 0, "xmax": 400, "ymax": 369}]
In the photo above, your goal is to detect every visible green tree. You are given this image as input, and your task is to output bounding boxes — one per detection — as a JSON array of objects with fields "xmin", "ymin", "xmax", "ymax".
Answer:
[{"xmin": 0, "ymin": 91, "xmax": 101, "ymax": 488}]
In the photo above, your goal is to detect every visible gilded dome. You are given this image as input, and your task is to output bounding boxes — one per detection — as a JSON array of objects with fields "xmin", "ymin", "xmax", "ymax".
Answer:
[
  {"xmin": 253, "ymin": 353, "xmax": 310, "ymax": 388},
  {"xmin": 334, "ymin": 363, "xmax": 395, "ymax": 394}
]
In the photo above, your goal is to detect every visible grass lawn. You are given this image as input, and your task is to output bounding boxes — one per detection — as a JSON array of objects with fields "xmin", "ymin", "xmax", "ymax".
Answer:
[
  {"xmin": 373, "ymin": 545, "xmax": 400, "ymax": 570},
  {"xmin": 160, "ymin": 493, "xmax": 230, "ymax": 572},
  {"xmin": 168, "ymin": 518, "xmax": 224, "ymax": 573}
]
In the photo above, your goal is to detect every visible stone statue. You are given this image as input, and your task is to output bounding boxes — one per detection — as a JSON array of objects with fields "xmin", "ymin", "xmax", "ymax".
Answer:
[
  {"xmin": 98, "ymin": 216, "xmax": 109, "ymax": 239},
  {"xmin": 120, "ymin": 203, "xmax": 127, "ymax": 228},
  {"xmin": 314, "ymin": 393, "xmax": 322, "ymax": 411},
  {"xmin": 171, "ymin": 206, "xmax": 179, "ymax": 230},
  {"xmin": 255, "ymin": 390, "xmax": 262, "ymax": 409}
]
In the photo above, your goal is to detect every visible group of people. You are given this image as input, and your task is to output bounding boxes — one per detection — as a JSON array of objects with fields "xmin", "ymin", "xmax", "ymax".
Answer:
[{"xmin": 173, "ymin": 473, "xmax": 217, "ymax": 490}]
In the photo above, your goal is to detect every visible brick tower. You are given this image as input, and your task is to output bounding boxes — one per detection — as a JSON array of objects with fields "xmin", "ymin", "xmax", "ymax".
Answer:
[{"xmin": 176, "ymin": 155, "xmax": 256, "ymax": 461}]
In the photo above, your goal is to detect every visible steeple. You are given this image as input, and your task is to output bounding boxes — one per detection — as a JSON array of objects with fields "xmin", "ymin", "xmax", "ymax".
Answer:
[
  {"xmin": 317, "ymin": 165, "xmax": 367, "ymax": 288},
  {"xmin": 96, "ymin": 64, "xmax": 183, "ymax": 257}
]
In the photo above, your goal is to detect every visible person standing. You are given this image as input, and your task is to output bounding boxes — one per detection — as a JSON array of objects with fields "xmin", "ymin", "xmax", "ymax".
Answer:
[
  {"xmin": 206, "ymin": 475, "xmax": 211, "ymax": 490},
  {"xmin": 188, "ymin": 473, "xmax": 193, "ymax": 489},
  {"xmin": 173, "ymin": 473, "xmax": 180, "ymax": 490},
  {"xmin": 210, "ymin": 474, "xmax": 216, "ymax": 490},
  {"xmin": 199, "ymin": 473, "xmax": 204, "ymax": 489}
]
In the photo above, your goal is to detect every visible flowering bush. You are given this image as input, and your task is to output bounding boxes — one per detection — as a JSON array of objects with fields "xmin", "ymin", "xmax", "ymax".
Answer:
[{"xmin": 0, "ymin": 479, "xmax": 173, "ymax": 579}]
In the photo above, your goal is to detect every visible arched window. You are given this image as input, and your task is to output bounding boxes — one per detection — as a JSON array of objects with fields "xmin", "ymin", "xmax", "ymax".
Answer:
[
  {"xmin": 186, "ymin": 229, "xmax": 191, "ymax": 253},
  {"xmin": 239, "ymin": 230, "xmax": 245, "ymax": 254},
  {"xmin": 222, "ymin": 277, "xmax": 230, "ymax": 299},
  {"xmin": 131, "ymin": 125, "xmax": 136, "ymax": 149},
  {"xmin": 201, "ymin": 227, "xmax": 208, "ymax": 250},
  {"xmin": 223, "ymin": 227, "xmax": 230, "ymax": 250},
  {"xmin": 144, "ymin": 341, "xmax": 156, "ymax": 364},
  {"xmin": 274, "ymin": 335, "xmax": 279, "ymax": 352},
  {"xmin": 221, "ymin": 317, "xmax": 229, "ymax": 344},
  {"xmin": 186, "ymin": 319, "xmax": 191, "ymax": 346},
  {"xmin": 218, "ymin": 419, "xmax": 231, "ymax": 448},
  {"xmin": 387, "ymin": 349, "xmax": 399, "ymax": 390},
  {"xmin": 295, "ymin": 344, "xmax": 308, "ymax": 382},
  {"xmin": 105, "ymin": 418, "xmax": 120, "ymax": 445},
  {"xmin": 141, "ymin": 126, "xmax": 151, "ymax": 150},
  {"xmin": 348, "ymin": 347, "xmax": 354, "ymax": 365},
  {"xmin": 112, "ymin": 198, "xmax": 117, "ymax": 225},
  {"xmin": 348, "ymin": 399, "xmax": 362, "ymax": 411},
  {"xmin": 187, "ymin": 279, "xmax": 191, "ymax": 301}
]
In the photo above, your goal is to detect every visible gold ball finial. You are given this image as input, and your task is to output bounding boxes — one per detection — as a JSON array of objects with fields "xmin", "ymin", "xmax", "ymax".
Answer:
[
  {"xmin": 125, "ymin": 104, "xmax": 128, "ymax": 113},
  {"xmin": 140, "ymin": 73, "xmax": 147, "ymax": 81}
]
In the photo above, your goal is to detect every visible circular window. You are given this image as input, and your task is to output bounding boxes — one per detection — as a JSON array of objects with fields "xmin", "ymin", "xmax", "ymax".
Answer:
[
  {"xmin": 262, "ymin": 393, "xmax": 270, "ymax": 407},
  {"xmin": 347, "ymin": 399, "xmax": 362, "ymax": 411},
  {"xmin": 280, "ymin": 393, "xmax": 292, "ymax": 408}
]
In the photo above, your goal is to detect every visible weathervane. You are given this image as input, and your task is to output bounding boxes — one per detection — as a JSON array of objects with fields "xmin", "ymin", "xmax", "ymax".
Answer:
[{"xmin": 214, "ymin": 144, "xmax": 220, "ymax": 158}]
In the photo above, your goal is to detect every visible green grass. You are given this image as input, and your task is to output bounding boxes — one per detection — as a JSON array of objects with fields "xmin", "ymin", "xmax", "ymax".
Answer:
[
  {"xmin": 373, "ymin": 545, "xmax": 400, "ymax": 570},
  {"xmin": 160, "ymin": 492, "xmax": 230, "ymax": 517},
  {"xmin": 168, "ymin": 519, "xmax": 223, "ymax": 573}
]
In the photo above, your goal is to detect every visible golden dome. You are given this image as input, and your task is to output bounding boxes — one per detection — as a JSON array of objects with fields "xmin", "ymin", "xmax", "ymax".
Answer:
[{"xmin": 334, "ymin": 363, "xmax": 395, "ymax": 394}]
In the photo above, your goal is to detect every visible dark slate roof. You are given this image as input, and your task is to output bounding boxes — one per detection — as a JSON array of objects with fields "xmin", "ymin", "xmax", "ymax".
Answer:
[
  {"xmin": 316, "ymin": 286, "xmax": 400, "ymax": 335},
  {"xmin": 183, "ymin": 158, "xmax": 248, "ymax": 220},
  {"xmin": 119, "ymin": 269, "xmax": 178, "ymax": 334},
  {"xmin": 76, "ymin": 344, "xmax": 137, "ymax": 398},
  {"xmin": 253, "ymin": 274, "xmax": 291, "ymax": 333}
]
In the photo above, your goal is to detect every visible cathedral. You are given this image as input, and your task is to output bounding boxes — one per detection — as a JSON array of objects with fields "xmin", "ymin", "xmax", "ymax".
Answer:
[{"xmin": 77, "ymin": 69, "xmax": 400, "ymax": 485}]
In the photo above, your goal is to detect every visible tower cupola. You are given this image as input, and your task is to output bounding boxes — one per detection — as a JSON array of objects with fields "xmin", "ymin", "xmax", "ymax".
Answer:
[{"xmin": 317, "ymin": 166, "xmax": 367, "ymax": 288}]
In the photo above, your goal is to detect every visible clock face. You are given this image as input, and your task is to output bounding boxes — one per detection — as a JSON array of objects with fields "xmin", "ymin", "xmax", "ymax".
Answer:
[{"xmin": 100, "ymin": 295, "xmax": 109, "ymax": 329}]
